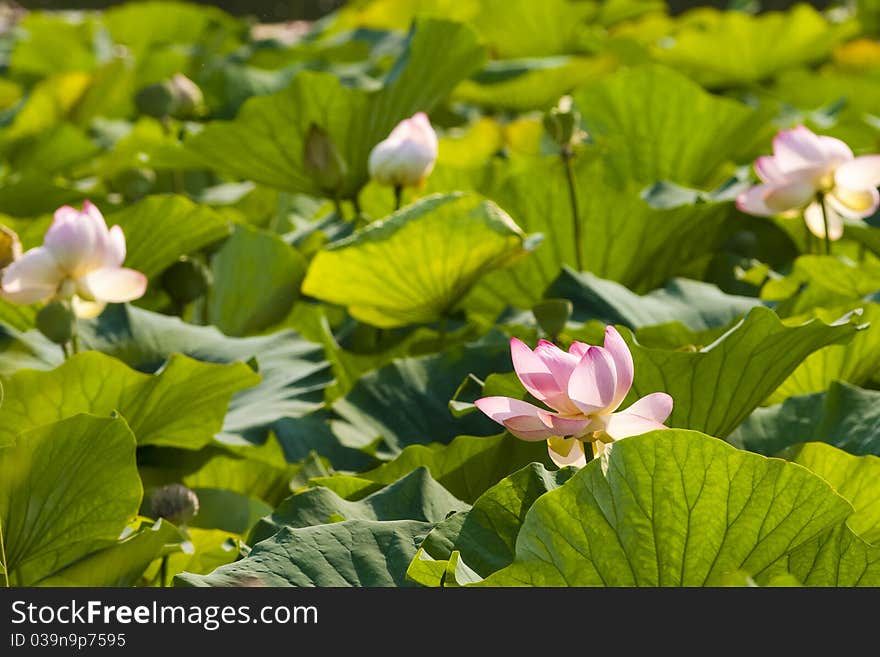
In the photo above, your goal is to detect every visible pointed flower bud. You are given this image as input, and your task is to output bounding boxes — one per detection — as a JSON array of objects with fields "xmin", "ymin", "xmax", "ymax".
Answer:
[
  {"xmin": 544, "ymin": 96, "xmax": 586, "ymax": 151},
  {"xmin": 304, "ymin": 124, "xmax": 348, "ymax": 194}
]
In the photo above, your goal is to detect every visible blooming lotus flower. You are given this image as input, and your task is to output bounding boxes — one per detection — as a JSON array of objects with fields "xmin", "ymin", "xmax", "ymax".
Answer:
[
  {"xmin": 0, "ymin": 201, "xmax": 147, "ymax": 318},
  {"xmin": 475, "ymin": 328, "xmax": 673, "ymax": 468},
  {"xmin": 736, "ymin": 125, "xmax": 880, "ymax": 240},
  {"xmin": 368, "ymin": 112, "xmax": 438, "ymax": 188}
]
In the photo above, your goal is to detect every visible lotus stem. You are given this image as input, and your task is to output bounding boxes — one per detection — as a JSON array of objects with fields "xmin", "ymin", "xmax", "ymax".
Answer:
[
  {"xmin": 394, "ymin": 185, "xmax": 403, "ymax": 212},
  {"xmin": 818, "ymin": 192, "xmax": 831, "ymax": 256},
  {"xmin": 0, "ymin": 515, "xmax": 8, "ymax": 587},
  {"xmin": 561, "ymin": 148, "xmax": 584, "ymax": 272}
]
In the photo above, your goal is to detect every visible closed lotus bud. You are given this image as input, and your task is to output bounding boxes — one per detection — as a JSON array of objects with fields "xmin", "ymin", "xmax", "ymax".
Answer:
[
  {"xmin": 0, "ymin": 225, "xmax": 21, "ymax": 270},
  {"xmin": 110, "ymin": 168, "xmax": 156, "ymax": 202},
  {"xmin": 161, "ymin": 257, "xmax": 212, "ymax": 305},
  {"xmin": 168, "ymin": 73, "xmax": 205, "ymax": 119},
  {"xmin": 36, "ymin": 300, "xmax": 76, "ymax": 345},
  {"xmin": 134, "ymin": 81, "xmax": 176, "ymax": 119},
  {"xmin": 368, "ymin": 112, "xmax": 438, "ymax": 188},
  {"xmin": 544, "ymin": 96, "xmax": 585, "ymax": 151},
  {"xmin": 532, "ymin": 298, "xmax": 573, "ymax": 340},
  {"xmin": 304, "ymin": 124, "xmax": 348, "ymax": 194},
  {"xmin": 149, "ymin": 484, "xmax": 200, "ymax": 526}
]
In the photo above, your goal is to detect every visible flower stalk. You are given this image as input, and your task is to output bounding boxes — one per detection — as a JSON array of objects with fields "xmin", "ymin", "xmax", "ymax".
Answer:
[
  {"xmin": 561, "ymin": 146, "xmax": 583, "ymax": 272},
  {"xmin": 545, "ymin": 98, "xmax": 587, "ymax": 272},
  {"xmin": 0, "ymin": 515, "xmax": 9, "ymax": 588}
]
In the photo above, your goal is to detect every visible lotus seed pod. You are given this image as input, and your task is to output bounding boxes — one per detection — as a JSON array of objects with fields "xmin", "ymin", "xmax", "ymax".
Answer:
[
  {"xmin": 149, "ymin": 484, "xmax": 200, "ymax": 526},
  {"xmin": 168, "ymin": 73, "xmax": 205, "ymax": 119},
  {"xmin": 110, "ymin": 168, "xmax": 156, "ymax": 202},
  {"xmin": 303, "ymin": 124, "xmax": 348, "ymax": 194},
  {"xmin": 160, "ymin": 257, "xmax": 212, "ymax": 305},
  {"xmin": 36, "ymin": 300, "xmax": 76, "ymax": 345},
  {"xmin": 532, "ymin": 298, "xmax": 573, "ymax": 340},
  {"xmin": 134, "ymin": 81, "xmax": 176, "ymax": 119}
]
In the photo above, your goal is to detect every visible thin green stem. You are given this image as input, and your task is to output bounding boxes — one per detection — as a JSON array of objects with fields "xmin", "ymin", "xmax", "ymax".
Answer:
[
  {"xmin": 161, "ymin": 117, "xmax": 185, "ymax": 195},
  {"xmin": 333, "ymin": 196, "xmax": 344, "ymax": 220},
  {"xmin": 61, "ymin": 342, "xmax": 70, "ymax": 360},
  {"xmin": 0, "ymin": 515, "xmax": 9, "ymax": 587},
  {"xmin": 352, "ymin": 194, "xmax": 362, "ymax": 218},
  {"xmin": 70, "ymin": 332, "xmax": 80, "ymax": 355},
  {"xmin": 160, "ymin": 555, "xmax": 168, "ymax": 587},
  {"xmin": 439, "ymin": 316, "xmax": 449, "ymax": 350},
  {"xmin": 562, "ymin": 149, "xmax": 584, "ymax": 271},
  {"xmin": 393, "ymin": 185, "xmax": 403, "ymax": 212},
  {"xmin": 817, "ymin": 193, "xmax": 832, "ymax": 256}
]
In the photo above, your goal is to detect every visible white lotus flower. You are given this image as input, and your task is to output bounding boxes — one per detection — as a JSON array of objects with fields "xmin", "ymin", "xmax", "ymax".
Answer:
[
  {"xmin": 737, "ymin": 125, "xmax": 880, "ymax": 240},
  {"xmin": 1, "ymin": 201, "xmax": 147, "ymax": 318}
]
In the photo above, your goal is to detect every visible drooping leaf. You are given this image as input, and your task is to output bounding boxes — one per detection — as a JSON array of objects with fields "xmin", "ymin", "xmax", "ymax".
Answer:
[
  {"xmin": 0, "ymin": 414, "xmax": 142, "ymax": 586},
  {"xmin": 176, "ymin": 519, "xmax": 433, "ymax": 587},
  {"xmin": 250, "ymin": 468, "xmax": 468, "ymax": 544},
  {"xmin": 36, "ymin": 519, "xmax": 180, "ymax": 587}
]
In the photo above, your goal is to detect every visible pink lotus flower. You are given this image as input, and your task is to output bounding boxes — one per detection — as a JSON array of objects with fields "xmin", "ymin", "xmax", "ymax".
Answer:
[
  {"xmin": 475, "ymin": 328, "xmax": 673, "ymax": 468},
  {"xmin": 368, "ymin": 112, "xmax": 438, "ymax": 188},
  {"xmin": 1, "ymin": 201, "xmax": 147, "ymax": 318},
  {"xmin": 736, "ymin": 125, "xmax": 880, "ymax": 240}
]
